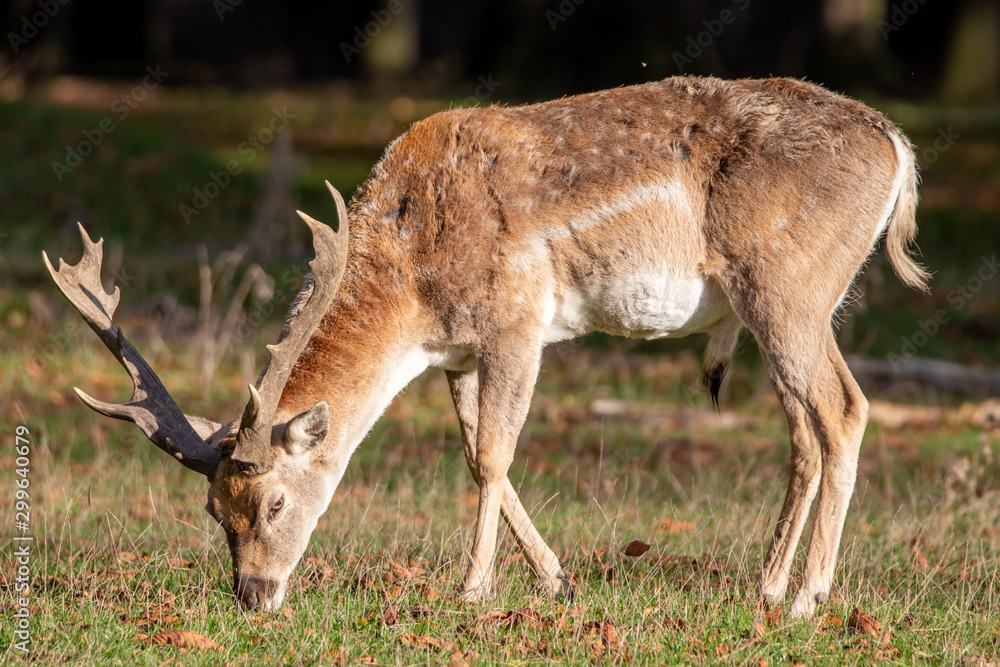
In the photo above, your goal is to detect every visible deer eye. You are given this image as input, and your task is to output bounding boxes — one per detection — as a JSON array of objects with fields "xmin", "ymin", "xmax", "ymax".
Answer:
[{"xmin": 268, "ymin": 495, "xmax": 285, "ymax": 520}]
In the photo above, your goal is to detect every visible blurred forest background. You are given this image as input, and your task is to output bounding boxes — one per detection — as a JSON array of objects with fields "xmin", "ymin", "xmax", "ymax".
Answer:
[{"xmin": 1, "ymin": 0, "xmax": 999, "ymax": 400}]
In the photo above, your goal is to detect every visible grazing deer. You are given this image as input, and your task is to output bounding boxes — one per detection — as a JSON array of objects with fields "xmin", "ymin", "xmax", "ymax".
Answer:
[{"xmin": 46, "ymin": 76, "xmax": 927, "ymax": 617}]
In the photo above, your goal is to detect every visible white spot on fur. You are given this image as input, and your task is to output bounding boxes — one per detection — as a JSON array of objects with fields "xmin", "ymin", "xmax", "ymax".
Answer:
[{"xmin": 565, "ymin": 179, "xmax": 697, "ymax": 234}]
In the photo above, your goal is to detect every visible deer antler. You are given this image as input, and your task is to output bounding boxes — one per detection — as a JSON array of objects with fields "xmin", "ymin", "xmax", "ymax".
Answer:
[
  {"xmin": 231, "ymin": 181, "xmax": 350, "ymax": 475},
  {"xmin": 43, "ymin": 224, "xmax": 222, "ymax": 476}
]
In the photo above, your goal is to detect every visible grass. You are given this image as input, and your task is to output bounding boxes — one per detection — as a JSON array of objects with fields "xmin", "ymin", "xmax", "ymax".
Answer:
[
  {"xmin": 1, "ymin": 81, "xmax": 999, "ymax": 664},
  {"xmin": 2, "ymin": 332, "xmax": 998, "ymax": 665}
]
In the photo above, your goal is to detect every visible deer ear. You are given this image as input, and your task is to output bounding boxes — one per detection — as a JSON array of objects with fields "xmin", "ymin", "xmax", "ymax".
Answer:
[{"xmin": 282, "ymin": 402, "xmax": 329, "ymax": 456}]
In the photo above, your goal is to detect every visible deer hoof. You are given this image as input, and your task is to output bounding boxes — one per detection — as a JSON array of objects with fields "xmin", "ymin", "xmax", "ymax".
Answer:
[{"xmin": 557, "ymin": 576, "xmax": 574, "ymax": 602}]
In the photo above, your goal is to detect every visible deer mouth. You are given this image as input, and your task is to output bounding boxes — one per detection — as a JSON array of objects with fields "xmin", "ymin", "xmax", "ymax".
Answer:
[{"xmin": 234, "ymin": 573, "xmax": 287, "ymax": 611}]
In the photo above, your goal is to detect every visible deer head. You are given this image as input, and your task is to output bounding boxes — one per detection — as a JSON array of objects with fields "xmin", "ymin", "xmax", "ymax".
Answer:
[{"xmin": 44, "ymin": 182, "xmax": 349, "ymax": 611}]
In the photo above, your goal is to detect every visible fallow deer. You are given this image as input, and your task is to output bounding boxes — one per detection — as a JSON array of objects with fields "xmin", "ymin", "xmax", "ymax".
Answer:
[{"xmin": 46, "ymin": 76, "xmax": 927, "ymax": 618}]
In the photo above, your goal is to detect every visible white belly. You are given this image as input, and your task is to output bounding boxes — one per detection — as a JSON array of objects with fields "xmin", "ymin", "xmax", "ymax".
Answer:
[{"xmin": 542, "ymin": 269, "xmax": 733, "ymax": 342}]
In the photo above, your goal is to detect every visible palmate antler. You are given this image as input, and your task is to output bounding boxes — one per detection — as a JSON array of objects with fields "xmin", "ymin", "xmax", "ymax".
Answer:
[
  {"xmin": 231, "ymin": 181, "xmax": 350, "ymax": 475},
  {"xmin": 44, "ymin": 224, "xmax": 222, "ymax": 476}
]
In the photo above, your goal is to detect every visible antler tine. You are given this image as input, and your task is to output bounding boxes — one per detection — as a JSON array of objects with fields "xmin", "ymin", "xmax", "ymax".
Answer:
[
  {"xmin": 43, "ymin": 224, "xmax": 221, "ymax": 477},
  {"xmin": 42, "ymin": 223, "xmax": 121, "ymax": 347},
  {"xmin": 233, "ymin": 181, "xmax": 349, "ymax": 474}
]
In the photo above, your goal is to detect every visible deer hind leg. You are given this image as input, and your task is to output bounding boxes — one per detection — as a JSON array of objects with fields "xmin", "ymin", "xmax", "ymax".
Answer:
[
  {"xmin": 757, "ymin": 326, "xmax": 868, "ymax": 618},
  {"xmin": 759, "ymin": 378, "xmax": 821, "ymax": 603},
  {"xmin": 447, "ymin": 370, "xmax": 571, "ymax": 598},
  {"xmin": 455, "ymin": 328, "xmax": 545, "ymax": 601},
  {"xmin": 787, "ymin": 334, "xmax": 868, "ymax": 617}
]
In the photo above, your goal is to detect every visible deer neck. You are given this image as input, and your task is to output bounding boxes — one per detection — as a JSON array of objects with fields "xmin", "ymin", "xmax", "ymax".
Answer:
[{"xmin": 274, "ymin": 278, "xmax": 433, "ymax": 477}]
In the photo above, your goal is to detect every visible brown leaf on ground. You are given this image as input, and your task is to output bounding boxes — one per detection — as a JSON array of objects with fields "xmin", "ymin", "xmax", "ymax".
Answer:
[
  {"xmin": 848, "ymin": 606, "xmax": 882, "ymax": 638},
  {"xmin": 819, "ymin": 613, "xmax": 843, "ymax": 631},
  {"xmin": 623, "ymin": 540, "xmax": 651, "ymax": 557},
  {"xmin": 167, "ymin": 557, "xmax": 194, "ymax": 568},
  {"xmin": 353, "ymin": 570, "xmax": 379, "ymax": 590},
  {"xmin": 753, "ymin": 622, "xmax": 767, "ymax": 639},
  {"xmin": 410, "ymin": 605, "xmax": 434, "ymax": 618},
  {"xmin": 503, "ymin": 608, "xmax": 546, "ymax": 630},
  {"xmin": 122, "ymin": 612, "xmax": 180, "ymax": 626},
  {"xmin": 658, "ymin": 517, "xmax": 695, "ymax": 534},
  {"xmin": 583, "ymin": 620, "xmax": 629, "ymax": 657},
  {"xmin": 449, "ymin": 649, "xmax": 480, "ymax": 663},
  {"xmin": 765, "ymin": 607, "xmax": 783, "ymax": 626},
  {"xmin": 327, "ymin": 646, "xmax": 348, "ymax": 665},
  {"xmin": 716, "ymin": 643, "xmax": 730, "ymax": 656},
  {"xmin": 910, "ymin": 538, "xmax": 931, "ymax": 569},
  {"xmin": 423, "ymin": 586, "xmax": 440, "ymax": 602},
  {"xmin": 388, "ymin": 561, "xmax": 410, "ymax": 580},
  {"xmin": 474, "ymin": 609, "xmax": 509, "ymax": 624},
  {"xmin": 381, "ymin": 607, "xmax": 399, "ymax": 626},
  {"xmin": 399, "ymin": 633, "xmax": 458, "ymax": 651},
  {"xmin": 144, "ymin": 630, "xmax": 221, "ymax": 650}
]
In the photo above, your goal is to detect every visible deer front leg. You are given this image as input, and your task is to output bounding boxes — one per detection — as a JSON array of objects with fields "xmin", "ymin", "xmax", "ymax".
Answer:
[
  {"xmin": 447, "ymin": 370, "xmax": 571, "ymax": 599},
  {"xmin": 458, "ymin": 329, "xmax": 542, "ymax": 602}
]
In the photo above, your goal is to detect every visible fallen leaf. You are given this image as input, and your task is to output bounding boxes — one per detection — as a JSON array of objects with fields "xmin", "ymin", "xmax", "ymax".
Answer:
[
  {"xmin": 765, "ymin": 607, "xmax": 783, "ymax": 626},
  {"xmin": 623, "ymin": 540, "xmax": 651, "ymax": 557},
  {"xmin": 399, "ymin": 633, "xmax": 457, "ymax": 651},
  {"xmin": 145, "ymin": 630, "xmax": 221, "ymax": 650},
  {"xmin": 388, "ymin": 561, "xmax": 409, "ymax": 580},
  {"xmin": 819, "ymin": 613, "xmax": 843, "ymax": 631},
  {"xmin": 753, "ymin": 622, "xmax": 766, "ymax": 639},
  {"xmin": 474, "ymin": 609, "xmax": 509, "ymax": 624},
  {"xmin": 658, "ymin": 517, "xmax": 695, "ymax": 534},
  {"xmin": 410, "ymin": 605, "xmax": 434, "ymax": 618},
  {"xmin": 848, "ymin": 607, "xmax": 881, "ymax": 638}
]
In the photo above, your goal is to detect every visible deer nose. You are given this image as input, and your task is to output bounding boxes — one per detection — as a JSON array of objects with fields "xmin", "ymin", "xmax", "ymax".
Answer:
[{"xmin": 234, "ymin": 574, "xmax": 278, "ymax": 610}]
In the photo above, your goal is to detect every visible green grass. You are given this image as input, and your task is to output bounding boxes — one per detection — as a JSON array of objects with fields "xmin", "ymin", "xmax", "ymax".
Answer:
[
  {"xmin": 2, "ymin": 331, "xmax": 998, "ymax": 665},
  {"xmin": 1, "ymin": 84, "xmax": 999, "ymax": 664}
]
